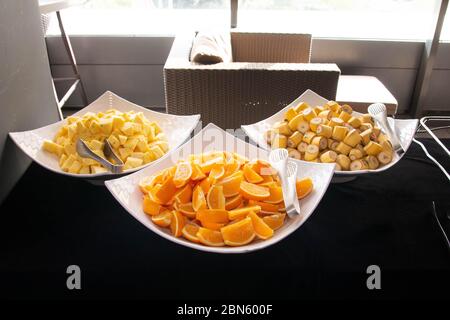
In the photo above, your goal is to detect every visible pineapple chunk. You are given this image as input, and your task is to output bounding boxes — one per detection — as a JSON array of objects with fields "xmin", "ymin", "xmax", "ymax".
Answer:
[
  {"xmin": 149, "ymin": 145, "xmax": 164, "ymax": 160},
  {"xmin": 121, "ymin": 122, "xmax": 134, "ymax": 136},
  {"xmin": 107, "ymin": 135, "xmax": 121, "ymax": 149},
  {"xmin": 131, "ymin": 152, "xmax": 145, "ymax": 159},
  {"xmin": 99, "ymin": 117, "xmax": 113, "ymax": 135},
  {"xmin": 154, "ymin": 140, "xmax": 169, "ymax": 153},
  {"xmin": 64, "ymin": 143, "xmax": 76, "ymax": 156},
  {"xmin": 119, "ymin": 147, "xmax": 132, "ymax": 160},
  {"xmin": 112, "ymin": 116, "xmax": 125, "ymax": 130},
  {"xmin": 143, "ymin": 152, "xmax": 154, "ymax": 164},
  {"xmin": 151, "ymin": 122, "xmax": 162, "ymax": 135},
  {"xmin": 61, "ymin": 154, "xmax": 77, "ymax": 172},
  {"xmin": 118, "ymin": 135, "xmax": 128, "ymax": 145},
  {"xmin": 89, "ymin": 120, "xmax": 101, "ymax": 135},
  {"xmin": 91, "ymin": 166, "xmax": 107, "ymax": 174},
  {"xmin": 124, "ymin": 137, "xmax": 139, "ymax": 150},
  {"xmin": 89, "ymin": 139, "xmax": 103, "ymax": 151},
  {"xmin": 136, "ymin": 140, "xmax": 149, "ymax": 152},
  {"xmin": 79, "ymin": 166, "xmax": 90, "ymax": 174},
  {"xmin": 42, "ymin": 140, "xmax": 64, "ymax": 156},
  {"xmin": 124, "ymin": 156, "xmax": 143, "ymax": 170},
  {"xmin": 59, "ymin": 154, "xmax": 67, "ymax": 167},
  {"xmin": 68, "ymin": 160, "xmax": 82, "ymax": 174}
]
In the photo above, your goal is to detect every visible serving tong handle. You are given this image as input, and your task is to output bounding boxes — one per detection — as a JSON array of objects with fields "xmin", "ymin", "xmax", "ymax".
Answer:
[{"xmin": 76, "ymin": 139, "xmax": 124, "ymax": 174}]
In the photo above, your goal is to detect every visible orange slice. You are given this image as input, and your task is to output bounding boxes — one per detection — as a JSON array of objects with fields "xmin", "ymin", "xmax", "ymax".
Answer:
[
  {"xmin": 196, "ymin": 209, "xmax": 229, "ymax": 224},
  {"xmin": 151, "ymin": 210, "xmax": 172, "ymax": 227},
  {"xmin": 239, "ymin": 181, "xmax": 270, "ymax": 201},
  {"xmin": 220, "ymin": 217, "xmax": 255, "ymax": 246},
  {"xmin": 196, "ymin": 227, "xmax": 225, "ymax": 247},
  {"xmin": 264, "ymin": 186, "xmax": 284, "ymax": 204},
  {"xmin": 225, "ymin": 194, "xmax": 243, "ymax": 210},
  {"xmin": 174, "ymin": 184, "xmax": 193, "ymax": 204},
  {"xmin": 201, "ymin": 221, "xmax": 225, "ymax": 231},
  {"xmin": 176, "ymin": 202, "xmax": 197, "ymax": 219},
  {"xmin": 223, "ymin": 160, "xmax": 239, "ymax": 178},
  {"xmin": 296, "ymin": 177, "xmax": 314, "ymax": 199},
  {"xmin": 173, "ymin": 162, "xmax": 192, "ymax": 188},
  {"xmin": 209, "ymin": 164, "xmax": 225, "ymax": 180},
  {"xmin": 190, "ymin": 162, "xmax": 206, "ymax": 180},
  {"xmin": 199, "ymin": 157, "xmax": 223, "ymax": 174},
  {"xmin": 228, "ymin": 205, "xmax": 261, "ymax": 220},
  {"xmin": 170, "ymin": 210, "xmax": 185, "ymax": 237},
  {"xmin": 216, "ymin": 172, "xmax": 243, "ymax": 197},
  {"xmin": 262, "ymin": 214, "xmax": 286, "ymax": 230},
  {"xmin": 182, "ymin": 223, "xmax": 200, "ymax": 243},
  {"xmin": 248, "ymin": 211, "xmax": 274, "ymax": 240},
  {"xmin": 138, "ymin": 175, "xmax": 156, "ymax": 194},
  {"xmin": 198, "ymin": 177, "xmax": 212, "ymax": 194},
  {"xmin": 192, "ymin": 185, "xmax": 207, "ymax": 212},
  {"xmin": 233, "ymin": 153, "xmax": 249, "ymax": 166},
  {"xmin": 155, "ymin": 176, "xmax": 178, "ymax": 204},
  {"xmin": 143, "ymin": 195, "xmax": 162, "ymax": 216},
  {"xmin": 248, "ymin": 200, "xmax": 279, "ymax": 213},
  {"xmin": 206, "ymin": 185, "xmax": 225, "ymax": 210},
  {"xmin": 243, "ymin": 164, "xmax": 264, "ymax": 184}
]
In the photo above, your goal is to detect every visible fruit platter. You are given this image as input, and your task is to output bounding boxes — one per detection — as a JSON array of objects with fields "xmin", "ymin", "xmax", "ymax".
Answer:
[
  {"xmin": 242, "ymin": 90, "xmax": 418, "ymax": 177},
  {"xmin": 105, "ymin": 123, "xmax": 335, "ymax": 253},
  {"xmin": 9, "ymin": 91, "xmax": 200, "ymax": 179}
]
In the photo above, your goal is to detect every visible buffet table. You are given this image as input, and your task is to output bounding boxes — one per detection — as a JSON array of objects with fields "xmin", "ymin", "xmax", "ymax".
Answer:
[{"xmin": 0, "ymin": 139, "xmax": 448, "ymax": 300}]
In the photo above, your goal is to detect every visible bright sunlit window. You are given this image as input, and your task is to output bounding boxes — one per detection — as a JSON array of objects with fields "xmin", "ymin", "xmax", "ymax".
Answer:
[
  {"xmin": 45, "ymin": 0, "xmax": 444, "ymax": 40},
  {"xmin": 46, "ymin": 0, "xmax": 230, "ymax": 35}
]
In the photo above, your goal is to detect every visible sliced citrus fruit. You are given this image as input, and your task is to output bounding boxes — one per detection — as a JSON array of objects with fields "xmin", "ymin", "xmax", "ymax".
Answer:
[
  {"xmin": 190, "ymin": 162, "xmax": 206, "ymax": 180},
  {"xmin": 209, "ymin": 164, "xmax": 225, "ymax": 180},
  {"xmin": 216, "ymin": 172, "xmax": 243, "ymax": 197},
  {"xmin": 264, "ymin": 186, "xmax": 284, "ymax": 204},
  {"xmin": 220, "ymin": 217, "xmax": 255, "ymax": 246},
  {"xmin": 225, "ymin": 194, "xmax": 243, "ymax": 210},
  {"xmin": 196, "ymin": 209, "xmax": 229, "ymax": 224},
  {"xmin": 198, "ymin": 177, "xmax": 212, "ymax": 194},
  {"xmin": 199, "ymin": 157, "xmax": 223, "ymax": 174},
  {"xmin": 206, "ymin": 185, "xmax": 225, "ymax": 210},
  {"xmin": 151, "ymin": 210, "xmax": 173, "ymax": 227},
  {"xmin": 182, "ymin": 223, "xmax": 200, "ymax": 243},
  {"xmin": 143, "ymin": 195, "xmax": 162, "ymax": 216},
  {"xmin": 248, "ymin": 200, "xmax": 279, "ymax": 213},
  {"xmin": 192, "ymin": 185, "xmax": 207, "ymax": 212},
  {"xmin": 239, "ymin": 181, "xmax": 270, "ymax": 201},
  {"xmin": 173, "ymin": 162, "xmax": 192, "ymax": 188},
  {"xmin": 201, "ymin": 221, "xmax": 225, "ymax": 231},
  {"xmin": 260, "ymin": 174, "xmax": 274, "ymax": 184},
  {"xmin": 243, "ymin": 164, "xmax": 264, "ymax": 184},
  {"xmin": 174, "ymin": 184, "xmax": 193, "ymax": 204},
  {"xmin": 196, "ymin": 227, "xmax": 225, "ymax": 246},
  {"xmin": 296, "ymin": 177, "xmax": 314, "ymax": 199},
  {"xmin": 262, "ymin": 214, "xmax": 286, "ymax": 230},
  {"xmin": 233, "ymin": 153, "xmax": 249, "ymax": 166},
  {"xmin": 155, "ymin": 176, "xmax": 178, "ymax": 204},
  {"xmin": 176, "ymin": 202, "xmax": 197, "ymax": 219},
  {"xmin": 228, "ymin": 205, "xmax": 261, "ymax": 220},
  {"xmin": 223, "ymin": 160, "xmax": 239, "ymax": 178},
  {"xmin": 138, "ymin": 175, "xmax": 156, "ymax": 194},
  {"xmin": 248, "ymin": 211, "xmax": 274, "ymax": 240},
  {"xmin": 170, "ymin": 210, "xmax": 185, "ymax": 237}
]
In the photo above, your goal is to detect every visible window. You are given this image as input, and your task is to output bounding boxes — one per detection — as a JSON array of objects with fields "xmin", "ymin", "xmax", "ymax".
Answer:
[
  {"xmin": 441, "ymin": 3, "xmax": 450, "ymax": 41},
  {"xmin": 238, "ymin": 0, "xmax": 441, "ymax": 40},
  {"xmin": 45, "ymin": 0, "xmax": 230, "ymax": 35}
]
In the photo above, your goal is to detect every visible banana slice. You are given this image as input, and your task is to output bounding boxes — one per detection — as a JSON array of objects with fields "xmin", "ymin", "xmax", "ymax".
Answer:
[
  {"xmin": 304, "ymin": 144, "xmax": 319, "ymax": 161},
  {"xmin": 336, "ymin": 154, "xmax": 351, "ymax": 170}
]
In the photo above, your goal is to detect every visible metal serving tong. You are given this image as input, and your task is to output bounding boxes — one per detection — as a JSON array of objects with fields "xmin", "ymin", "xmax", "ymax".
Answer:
[
  {"xmin": 269, "ymin": 148, "xmax": 300, "ymax": 218},
  {"xmin": 76, "ymin": 139, "xmax": 124, "ymax": 174},
  {"xmin": 368, "ymin": 103, "xmax": 405, "ymax": 155}
]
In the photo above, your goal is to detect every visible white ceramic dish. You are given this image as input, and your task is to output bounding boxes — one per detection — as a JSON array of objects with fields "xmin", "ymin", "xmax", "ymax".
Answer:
[
  {"xmin": 242, "ymin": 89, "xmax": 418, "ymax": 176},
  {"xmin": 9, "ymin": 91, "xmax": 200, "ymax": 180},
  {"xmin": 105, "ymin": 123, "xmax": 335, "ymax": 254}
]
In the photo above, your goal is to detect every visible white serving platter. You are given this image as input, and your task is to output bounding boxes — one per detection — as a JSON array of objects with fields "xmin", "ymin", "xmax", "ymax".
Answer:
[
  {"xmin": 9, "ymin": 91, "xmax": 200, "ymax": 180},
  {"xmin": 105, "ymin": 123, "xmax": 335, "ymax": 254},
  {"xmin": 242, "ymin": 89, "xmax": 418, "ymax": 176}
]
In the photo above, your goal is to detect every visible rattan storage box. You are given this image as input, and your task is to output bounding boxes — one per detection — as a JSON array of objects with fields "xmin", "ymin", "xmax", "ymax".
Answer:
[{"xmin": 164, "ymin": 32, "xmax": 341, "ymax": 129}]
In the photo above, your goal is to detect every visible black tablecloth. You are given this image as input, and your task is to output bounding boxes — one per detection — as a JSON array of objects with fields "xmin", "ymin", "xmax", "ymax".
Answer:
[{"xmin": 1, "ymin": 139, "xmax": 449, "ymax": 300}]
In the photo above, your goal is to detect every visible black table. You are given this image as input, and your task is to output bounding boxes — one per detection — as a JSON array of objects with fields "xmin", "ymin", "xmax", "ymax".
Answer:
[{"xmin": 1, "ymin": 139, "xmax": 449, "ymax": 301}]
